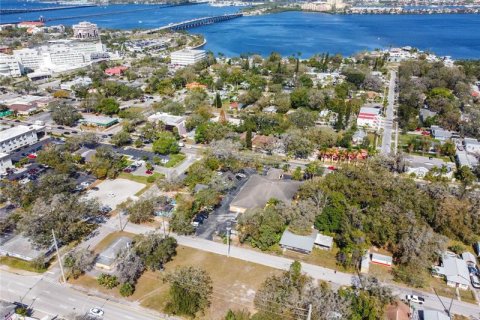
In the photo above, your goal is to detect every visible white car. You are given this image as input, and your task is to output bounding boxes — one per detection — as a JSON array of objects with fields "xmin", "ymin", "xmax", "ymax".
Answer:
[
  {"xmin": 80, "ymin": 181, "xmax": 91, "ymax": 187},
  {"xmin": 89, "ymin": 307, "xmax": 104, "ymax": 317},
  {"xmin": 406, "ymin": 294, "xmax": 425, "ymax": 304}
]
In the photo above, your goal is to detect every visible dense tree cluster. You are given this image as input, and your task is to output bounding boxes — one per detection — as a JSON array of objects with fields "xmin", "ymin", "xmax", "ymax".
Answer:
[{"xmin": 398, "ymin": 60, "xmax": 478, "ymax": 132}]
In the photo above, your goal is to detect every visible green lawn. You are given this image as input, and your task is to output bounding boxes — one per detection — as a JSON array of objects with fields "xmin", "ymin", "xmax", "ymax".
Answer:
[
  {"xmin": 164, "ymin": 153, "xmax": 186, "ymax": 168},
  {"xmin": 118, "ymin": 172, "xmax": 164, "ymax": 184},
  {"xmin": 0, "ymin": 256, "xmax": 48, "ymax": 273}
]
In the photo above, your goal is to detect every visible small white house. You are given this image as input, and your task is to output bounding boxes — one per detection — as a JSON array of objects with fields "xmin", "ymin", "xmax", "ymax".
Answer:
[
  {"xmin": 314, "ymin": 233, "xmax": 333, "ymax": 250},
  {"xmin": 370, "ymin": 252, "xmax": 393, "ymax": 267}
]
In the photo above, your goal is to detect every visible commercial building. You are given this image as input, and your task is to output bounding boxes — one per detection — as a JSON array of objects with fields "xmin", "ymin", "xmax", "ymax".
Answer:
[
  {"xmin": 79, "ymin": 114, "xmax": 119, "ymax": 127},
  {"xmin": 0, "ymin": 125, "xmax": 43, "ymax": 154},
  {"xmin": 0, "ymin": 153, "xmax": 13, "ymax": 175},
  {"xmin": 147, "ymin": 112, "xmax": 187, "ymax": 136},
  {"xmin": 357, "ymin": 105, "xmax": 382, "ymax": 130},
  {"xmin": 13, "ymin": 40, "xmax": 107, "ymax": 73},
  {"xmin": 229, "ymin": 174, "xmax": 302, "ymax": 213},
  {"xmin": 0, "ymin": 234, "xmax": 53, "ymax": 261},
  {"xmin": 170, "ymin": 49, "xmax": 206, "ymax": 66},
  {"xmin": 60, "ymin": 76, "xmax": 92, "ymax": 90},
  {"xmin": 0, "ymin": 54, "xmax": 22, "ymax": 77},
  {"xmin": 17, "ymin": 21, "xmax": 45, "ymax": 29},
  {"xmin": 73, "ymin": 21, "xmax": 99, "ymax": 39}
]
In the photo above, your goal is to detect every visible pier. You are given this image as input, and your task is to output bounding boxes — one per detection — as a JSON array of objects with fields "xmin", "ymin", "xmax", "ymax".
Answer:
[
  {"xmin": 144, "ymin": 13, "xmax": 243, "ymax": 34},
  {"xmin": 0, "ymin": 5, "xmax": 97, "ymax": 15}
]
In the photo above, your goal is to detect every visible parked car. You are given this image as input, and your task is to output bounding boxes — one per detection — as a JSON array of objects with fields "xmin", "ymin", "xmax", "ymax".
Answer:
[
  {"xmin": 471, "ymin": 274, "xmax": 480, "ymax": 289},
  {"xmin": 145, "ymin": 170, "xmax": 153, "ymax": 175},
  {"xmin": 468, "ymin": 266, "xmax": 478, "ymax": 275},
  {"xmin": 406, "ymin": 295, "xmax": 425, "ymax": 304}
]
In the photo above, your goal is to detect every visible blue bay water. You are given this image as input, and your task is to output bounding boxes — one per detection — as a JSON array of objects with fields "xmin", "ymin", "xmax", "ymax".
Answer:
[{"xmin": 1, "ymin": 0, "xmax": 480, "ymax": 58}]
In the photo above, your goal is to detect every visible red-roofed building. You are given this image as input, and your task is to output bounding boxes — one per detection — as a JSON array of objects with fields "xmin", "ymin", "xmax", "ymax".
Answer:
[
  {"xmin": 186, "ymin": 82, "xmax": 207, "ymax": 90},
  {"xmin": 357, "ymin": 105, "xmax": 382, "ymax": 130},
  {"xmin": 104, "ymin": 66, "xmax": 128, "ymax": 76},
  {"xmin": 17, "ymin": 21, "xmax": 45, "ymax": 28}
]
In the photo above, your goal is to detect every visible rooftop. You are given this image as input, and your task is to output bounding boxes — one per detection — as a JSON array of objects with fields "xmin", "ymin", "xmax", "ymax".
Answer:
[
  {"xmin": 314, "ymin": 233, "xmax": 333, "ymax": 248},
  {"xmin": 230, "ymin": 175, "xmax": 302, "ymax": 211},
  {"xmin": 148, "ymin": 112, "xmax": 186, "ymax": 125},
  {"xmin": 441, "ymin": 254, "xmax": 470, "ymax": 286},
  {"xmin": 96, "ymin": 236, "xmax": 132, "ymax": 268},
  {"xmin": 280, "ymin": 229, "xmax": 317, "ymax": 253},
  {"xmin": 0, "ymin": 125, "xmax": 39, "ymax": 142}
]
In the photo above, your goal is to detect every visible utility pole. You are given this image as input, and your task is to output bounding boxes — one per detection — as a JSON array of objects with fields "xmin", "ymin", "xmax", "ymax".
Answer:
[
  {"xmin": 118, "ymin": 211, "xmax": 123, "ymax": 231},
  {"xmin": 226, "ymin": 226, "xmax": 231, "ymax": 257},
  {"xmin": 52, "ymin": 229, "xmax": 66, "ymax": 284},
  {"xmin": 306, "ymin": 304, "xmax": 312, "ymax": 320}
]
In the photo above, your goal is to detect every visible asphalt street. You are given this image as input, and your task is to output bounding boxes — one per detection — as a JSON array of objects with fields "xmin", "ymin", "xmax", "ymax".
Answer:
[{"xmin": 381, "ymin": 70, "xmax": 397, "ymax": 155}]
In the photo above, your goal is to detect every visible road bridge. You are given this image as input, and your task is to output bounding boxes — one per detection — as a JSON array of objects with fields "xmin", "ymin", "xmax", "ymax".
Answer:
[
  {"xmin": 0, "ymin": 5, "xmax": 96, "ymax": 15},
  {"xmin": 144, "ymin": 13, "xmax": 243, "ymax": 34}
]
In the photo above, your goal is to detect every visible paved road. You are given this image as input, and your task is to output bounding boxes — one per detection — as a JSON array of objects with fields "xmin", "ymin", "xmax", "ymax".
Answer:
[
  {"xmin": 102, "ymin": 219, "xmax": 479, "ymax": 318},
  {"xmin": 381, "ymin": 70, "xmax": 397, "ymax": 155},
  {"xmin": 0, "ymin": 271, "xmax": 169, "ymax": 320}
]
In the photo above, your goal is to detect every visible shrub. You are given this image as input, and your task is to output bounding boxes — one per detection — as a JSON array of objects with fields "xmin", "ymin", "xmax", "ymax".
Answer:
[
  {"xmin": 120, "ymin": 283, "xmax": 135, "ymax": 297},
  {"xmin": 97, "ymin": 274, "xmax": 119, "ymax": 289}
]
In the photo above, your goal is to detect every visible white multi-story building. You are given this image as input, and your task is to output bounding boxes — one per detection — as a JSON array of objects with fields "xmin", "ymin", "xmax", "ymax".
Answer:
[
  {"xmin": 170, "ymin": 49, "xmax": 206, "ymax": 66},
  {"xmin": 357, "ymin": 105, "xmax": 383, "ymax": 130},
  {"xmin": 73, "ymin": 21, "xmax": 99, "ymax": 39},
  {"xmin": 0, "ymin": 125, "xmax": 43, "ymax": 154},
  {"xmin": 0, "ymin": 152, "xmax": 13, "ymax": 175},
  {"xmin": 0, "ymin": 54, "xmax": 22, "ymax": 77},
  {"xmin": 13, "ymin": 40, "xmax": 107, "ymax": 73},
  {"xmin": 13, "ymin": 48, "xmax": 43, "ymax": 70}
]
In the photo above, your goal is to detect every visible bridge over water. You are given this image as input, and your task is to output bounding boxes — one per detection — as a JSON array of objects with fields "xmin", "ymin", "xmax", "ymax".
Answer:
[
  {"xmin": 144, "ymin": 13, "xmax": 243, "ymax": 34},
  {"xmin": 0, "ymin": 5, "xmax": 97, "ymax": 15}
]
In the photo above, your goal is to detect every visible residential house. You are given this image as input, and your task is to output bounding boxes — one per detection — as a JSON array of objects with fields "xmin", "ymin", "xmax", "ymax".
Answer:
[
  {"xmin": 404, "ymin": 155, "xmax": 455, "ymax": 178},
  {"xmin": 370, "ymin": 252, "xmax": 393, "ymax": 267},
  {"xmin": 104, "ymin": 66, "xmax": 128, "ymax": 76},
  {"xmin": 461, "ymin": 251, "xmax": 477, "ymax": 266},
  {"xmin": 314, "ymin": 233, "xmax": 333, "ymax": 250},
  {"xmin": 279, "ymin": 229, "xmax": 317, "ymax": 254},
  {"xmin": 420, "ymin": 108, "xmax": 438, "ymax": 123},
  {"xmin": 430, "ymin": 125, "xmax": 456, "ymax": 143},
  {"xmin": 432, "ymin": 253, "xmax": 470, "ymax": 290},
  {"xmin": 419, "ymin": 310, "xmax": 450, "ymax": 320},
  {"xmin": 95, "ymin": 237, "xmax": 132, "ymax": 270},
  {"xmin": 464, "ymin": 138, "xmax": 480, "ymax": 155}
]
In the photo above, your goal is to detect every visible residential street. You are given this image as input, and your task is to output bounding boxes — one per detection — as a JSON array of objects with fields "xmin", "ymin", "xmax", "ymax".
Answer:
[{"xmin": 381, "ymin": 70, "xmax": 397, "ymax": 155}]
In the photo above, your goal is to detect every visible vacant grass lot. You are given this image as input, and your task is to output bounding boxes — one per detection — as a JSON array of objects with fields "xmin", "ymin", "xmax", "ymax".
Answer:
[
  {"xmin": 71, "ymin": 245, "xmax": 279, "ymax": 319},
  {"xmin": 0, "ymin": 256, "xmax": 47, "ymax": 273},
  {"xmin": 164, "ymin": 153, "xmax": 186, "ymax": 168}
]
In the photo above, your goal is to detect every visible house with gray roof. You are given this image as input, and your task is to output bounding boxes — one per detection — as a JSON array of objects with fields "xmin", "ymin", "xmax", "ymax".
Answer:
[
  {"xmin": 430, "ymin": 125, "xmax": 456, "ymax": 143},
  {"xmin": 419, "ymin": 310, "xmax": 450, "ymax": 320},
  {"xmin": 229, "ymin": 175, "xmax": 302, "ymax": 213},
  {"xmin": 314, "ymin": 233, "xmax": 333, "ymax": 250},
  {"xmin": 95, "ymin": 236, "xmax": 132, "ymax": 270},
  {"xmin": 280, "ymin": 229, "xmax": 317, "ymax": 254},
  {"xmin": 431, "ymin": 253, "xmax": 470, "ymax": 290},
  {"xmin": 404, "ymin": 155, "xmax": 455, "ymax": 178}
]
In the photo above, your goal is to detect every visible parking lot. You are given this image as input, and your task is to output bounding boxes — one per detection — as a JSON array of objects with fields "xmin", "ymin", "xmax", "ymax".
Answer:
[
  {"xmin": 84, "ymin": 178, "xmax": 146, "ymax": 209},
  {"xmin": 195, "ymin": 169, "xmax": 255, "ymax": 240}
]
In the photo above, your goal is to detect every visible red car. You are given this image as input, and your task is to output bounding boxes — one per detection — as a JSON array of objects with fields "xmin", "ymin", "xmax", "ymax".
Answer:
[
  {"xmin": 328, "ymin": 166, "xmax": 337, "ymax": 171},
  {"xmin": 123, "ymin": 168, "xmax": 132, "ymax": 173},
  {"xmin": 145, "ymin": 170, "xmax": 153, "ymax": 175}
]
